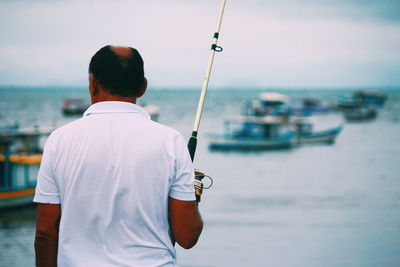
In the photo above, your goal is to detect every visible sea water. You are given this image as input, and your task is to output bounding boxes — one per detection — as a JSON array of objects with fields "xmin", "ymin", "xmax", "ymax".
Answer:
[{"xmin": 1, "ymin": 87, "xmax": 400, "ymax": 267}]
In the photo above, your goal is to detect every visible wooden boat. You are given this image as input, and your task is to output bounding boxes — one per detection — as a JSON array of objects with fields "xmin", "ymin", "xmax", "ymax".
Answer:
[
  {"xmin": 291, "ymin": 117, "xmax": 344, "ymax": 145},
  {"xmin": 209, "ymin": 115, "xmax": 296, "ymax": 151},
  {"xmin": 0, "ymin": 126, "xmax": 53, "ymax": 209}
]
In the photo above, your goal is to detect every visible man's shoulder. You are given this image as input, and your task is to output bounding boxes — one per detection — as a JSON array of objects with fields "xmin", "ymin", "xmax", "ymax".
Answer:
[
  {"xmin": 147, "ymin": 120, "xmax": 183, "ymax": 139},
  {"xmin": 49, "ymin": 117, "xmax": 87, "ymax": 139}
]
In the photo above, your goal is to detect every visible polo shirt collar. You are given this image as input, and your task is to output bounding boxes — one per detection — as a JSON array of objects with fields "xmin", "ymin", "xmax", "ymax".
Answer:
[{"xmin": 83, "ymin": 101, "xmax": 151, "ymax": 119}]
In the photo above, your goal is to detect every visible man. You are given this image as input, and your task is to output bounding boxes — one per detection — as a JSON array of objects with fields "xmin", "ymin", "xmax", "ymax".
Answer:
[{"xmin": 34, "ymin": 45, "xmax": 203, "ymax": 267}]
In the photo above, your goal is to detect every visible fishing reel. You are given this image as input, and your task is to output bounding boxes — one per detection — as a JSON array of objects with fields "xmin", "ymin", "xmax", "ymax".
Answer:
[{"xmin": 194, "ymin": 169, "xmax": 213, "ymax": 203}]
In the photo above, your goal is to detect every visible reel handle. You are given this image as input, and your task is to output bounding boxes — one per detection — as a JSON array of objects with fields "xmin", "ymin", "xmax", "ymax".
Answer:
[{"xmin": 194, "ymin": 169, "xmax": 205, "ymax": 203}]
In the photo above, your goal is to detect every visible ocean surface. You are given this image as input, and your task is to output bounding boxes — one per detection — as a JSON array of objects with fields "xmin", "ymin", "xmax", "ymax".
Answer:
[{"xmin": 1, "ymin": 87, "xmax": 400, "ymax": 267}]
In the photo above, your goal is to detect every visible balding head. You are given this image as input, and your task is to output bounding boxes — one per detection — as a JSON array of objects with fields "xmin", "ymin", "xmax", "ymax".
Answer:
[
  {"xmin": 89, "ymin": 45, "xmax": 145, "ymax": 97},
  {"xmin": 111, "ymin": 46, "xmax": 134, "ymax": 58}
]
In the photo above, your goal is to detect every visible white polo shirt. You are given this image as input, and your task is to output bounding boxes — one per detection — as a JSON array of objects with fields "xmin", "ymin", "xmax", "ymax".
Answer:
[{"xmin": 34, "ymin": 101, "xmax": 196, "ymax": 267}]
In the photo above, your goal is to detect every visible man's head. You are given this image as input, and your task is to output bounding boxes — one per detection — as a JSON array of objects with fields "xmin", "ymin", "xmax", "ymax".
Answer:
[{"xmin": 88, "ymin": 45, "xmax": 146, "ymax": 99}]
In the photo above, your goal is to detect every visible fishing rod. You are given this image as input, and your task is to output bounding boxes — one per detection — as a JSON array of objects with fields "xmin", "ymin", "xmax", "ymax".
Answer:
[
  {"xmin": 188, "ymin": 0, "xmax": 227, "ymax": 161},
  {"xmin": 188, "ymin": 0, "xmax": 227, "ymax": 202}
]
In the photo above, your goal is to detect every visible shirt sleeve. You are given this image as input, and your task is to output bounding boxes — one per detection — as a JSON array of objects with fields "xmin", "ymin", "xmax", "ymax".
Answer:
[
  {"xmin": 169, "ymin": 133, "xmax": 196, "ymax": 201},
  {"xmin": 33, "ymin": 134, "xmax": 61, "ymax": 204}
]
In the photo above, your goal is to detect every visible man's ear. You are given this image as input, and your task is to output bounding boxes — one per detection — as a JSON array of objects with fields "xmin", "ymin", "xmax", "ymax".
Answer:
[
  {"xmin": 89, "ymin": 74, "xmax": 99, "ymax": 96},
  {"xmin": 136, "ymin": 77, "xmax": 148, "ymax": 98}
]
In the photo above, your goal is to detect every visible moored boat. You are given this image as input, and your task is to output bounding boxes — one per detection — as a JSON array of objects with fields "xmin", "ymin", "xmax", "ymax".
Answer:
[
  {"xmin": 62, "ymin": 98, "xmax": 89, "ymax": 116},
  {"xmin": 353, "ymin": 90, "xmax": 387, "ymax": 107},
  {"xmin": 292, "ymin": 97, "xmax": 333, "ymax": 116},
  {"xmin": 334, "ymin": 90, "xmax": 386, "ymax": 122},
  {"xmin": 291, "ymin": 116, "xmax": 344, "ymax": 145},
  {"xmin": 62, "ymin": 99, "xmax": 160, "ymax": 121},
  {"xmin": 0, "ymin": 126, "xmax": 53, "ymax": 209},
  {"xmin": 243, "ymin": 92, "xmax": 292, "ymax": 117},
  {"xmin": 209, "ymin": 115, "xmax": 296, "ymax": 151},
  {"xmin": 342, "ymin": 105, "xmax": 377, "ymax": 121}
]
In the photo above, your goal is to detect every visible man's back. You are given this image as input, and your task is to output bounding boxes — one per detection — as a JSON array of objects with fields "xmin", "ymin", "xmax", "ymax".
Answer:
[{"xmin": 35, "ymin": 101, "xmax": 195, "ymax": 266}]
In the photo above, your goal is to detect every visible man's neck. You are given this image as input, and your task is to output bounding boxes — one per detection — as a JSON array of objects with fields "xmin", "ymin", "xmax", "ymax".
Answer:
[{"xmin": 91, "ymin": 94, "xmax": 137, "ymax": 105}]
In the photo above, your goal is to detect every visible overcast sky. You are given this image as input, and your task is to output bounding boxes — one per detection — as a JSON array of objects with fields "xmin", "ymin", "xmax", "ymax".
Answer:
[{"xmin": 0, "ymin": 0, "xmax": 399, "ymax": 89}]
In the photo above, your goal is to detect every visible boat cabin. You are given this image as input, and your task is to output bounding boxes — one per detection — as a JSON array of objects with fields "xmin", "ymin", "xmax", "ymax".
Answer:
[
  {"xmin": 243, "ymin": 92, "xmax": 292, "ymax": 117},
  {"xmin": 224, "ymin": 116, "xmax": 293, "ymax": 139}
]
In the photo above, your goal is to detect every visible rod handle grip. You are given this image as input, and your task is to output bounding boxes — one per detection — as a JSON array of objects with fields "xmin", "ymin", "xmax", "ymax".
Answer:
[{"xmin": 187, "ymin": 131, "xmax": 198, "ymax": 162}]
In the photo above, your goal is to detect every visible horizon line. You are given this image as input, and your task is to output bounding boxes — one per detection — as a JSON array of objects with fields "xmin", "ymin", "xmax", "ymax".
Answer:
[{"xmin": 0, "ymin": 84, "xmax": 399, "ymax": 91}]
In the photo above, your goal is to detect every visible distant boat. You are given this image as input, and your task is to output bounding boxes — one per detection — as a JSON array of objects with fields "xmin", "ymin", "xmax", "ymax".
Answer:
[
  {"xmin": 0, "ymin": 126, "xmax": 53, "ymax": 209},
  {"xmin": 209, "ymin": 115, "xmax": 296, "ymax": 151},
  {"xmin": 243, "ymin": 92, "xmax": 292, "ymax": 117},
  {"xmin": 62, "ymin": 98, "xmax": 89, "ymax": 116},
  {"xmin": 353, "ymin": 90, "xmax": 387, "ymax": 107},
  {"xmin": 292, "ymin": 97, "xmax": 333, "ymax": 116},
  {"xmin": 342, "ymin": 104, "xmax": 378, "ymax": 121},
  {"xmin": 334, "ymin": 90, "xmax": 386, "ymax": 121},
  {"xmin": 62, "ymin": 99, "xmax": 160, "ymax": 121},
  {"xmin": 291, "ymin": 116, "xmax": 344, "ymax": 145}
]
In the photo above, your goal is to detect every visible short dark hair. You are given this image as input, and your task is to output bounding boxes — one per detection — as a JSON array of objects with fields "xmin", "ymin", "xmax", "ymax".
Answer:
[{"xmin": 88, "ymin": 45, "xmax": 144, "ymax": 97}]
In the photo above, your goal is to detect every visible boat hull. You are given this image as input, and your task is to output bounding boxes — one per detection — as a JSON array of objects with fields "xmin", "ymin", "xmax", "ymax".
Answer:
[
  {"xmin": 296, "ymin": 125, "xmax": 343, "ymax": 145},
  {"xmin": 209, "ymin": 137, "xmax": 293, "ymax": 151},
  {"xmin": 0, "ymin": 187, "xmax": 35, "ymax": 209}
]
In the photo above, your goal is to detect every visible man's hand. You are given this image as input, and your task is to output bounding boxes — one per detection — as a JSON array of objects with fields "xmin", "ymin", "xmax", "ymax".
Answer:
[{"xmin": 194, "ymin": 169, "xmax": 205, "ymax": 203}]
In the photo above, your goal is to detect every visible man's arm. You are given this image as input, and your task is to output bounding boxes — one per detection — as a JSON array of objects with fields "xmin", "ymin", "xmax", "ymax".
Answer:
[
  {"xmin": 168, "ymin": 197, "xmax": 203, "ymax": 249},
  {"xmin": 35, "ymin": 203, "xmax": 61, "ymax": 267}
]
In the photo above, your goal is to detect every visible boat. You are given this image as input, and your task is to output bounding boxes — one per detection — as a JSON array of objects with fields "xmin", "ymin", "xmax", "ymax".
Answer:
[
  {"xmin": 342, "ymin": 105, "xmax": 378, "ymax": 121},
  {"xmin": 334, "ymin": 90, "xmax": 387, "ymax": 121},
  {"xmin": 353, "ymin": 90, "xmax": 387, "ymax": 107},
  {"xmin": 335, "ymin": 96, "xmax": 378, "ymax": 121},
  {"xmin": 62, "ymin": 99, "xmax": 160, "ymax": 121},
  {"xmin": 0, "ymin": 126, "xmax": 53, "ymax": 209},
  {"xmin": 243, "ymin": 92, "xmax": 292, "ymax": 117},
  {"xmin": 335, "ymin": 90, "xmax": 387, "ymax": 109},
  {"xmin": 291, "ymin": 117, "xmax": 344, "ymax": 145},
  {"xmin": 209, "ymin": 115, "xmax": 296, "ymax": 151},
  {"xmin": 292, "ymin": 97, "xmax": 333, "ymax": 116},
  {"xmin": 62, "ymin": 98, "xmax": 89, "ymax": 116}
]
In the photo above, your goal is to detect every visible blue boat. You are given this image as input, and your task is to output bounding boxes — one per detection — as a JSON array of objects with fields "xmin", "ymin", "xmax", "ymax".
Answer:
[
  {"xmin": 335, "ymin": 96, "xmax": 378, "ymax": 121},
  {"xmin": 291, "ymin": 97, "xmax": 333, "ymax": 116},
  {"xmin": 291, "ymin": 117, "xmax": 344, "ymax": 145},
  {"xmin": 353, "ymin": 90, "xmax": 387, "ymax": 107},
  {"xmin": 243, "ymin": 92, "xmax": 292, "ymax": 117},
  {"xmin": 334, "ymin": 90, "xmax": 387, "ymax": 121},
  {"xmin": 0, "ymin": 126, "xmax": 53, "ymax": 209},
  {"xmin": 209, "ymin": 115, "xmax": 296, "ymax": 151}
]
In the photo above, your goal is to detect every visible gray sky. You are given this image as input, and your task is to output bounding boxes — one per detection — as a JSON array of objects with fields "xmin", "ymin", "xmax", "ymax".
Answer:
[{"xmin": 0, "ymin": 0, "xmax": 399, "ymax": 88}]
